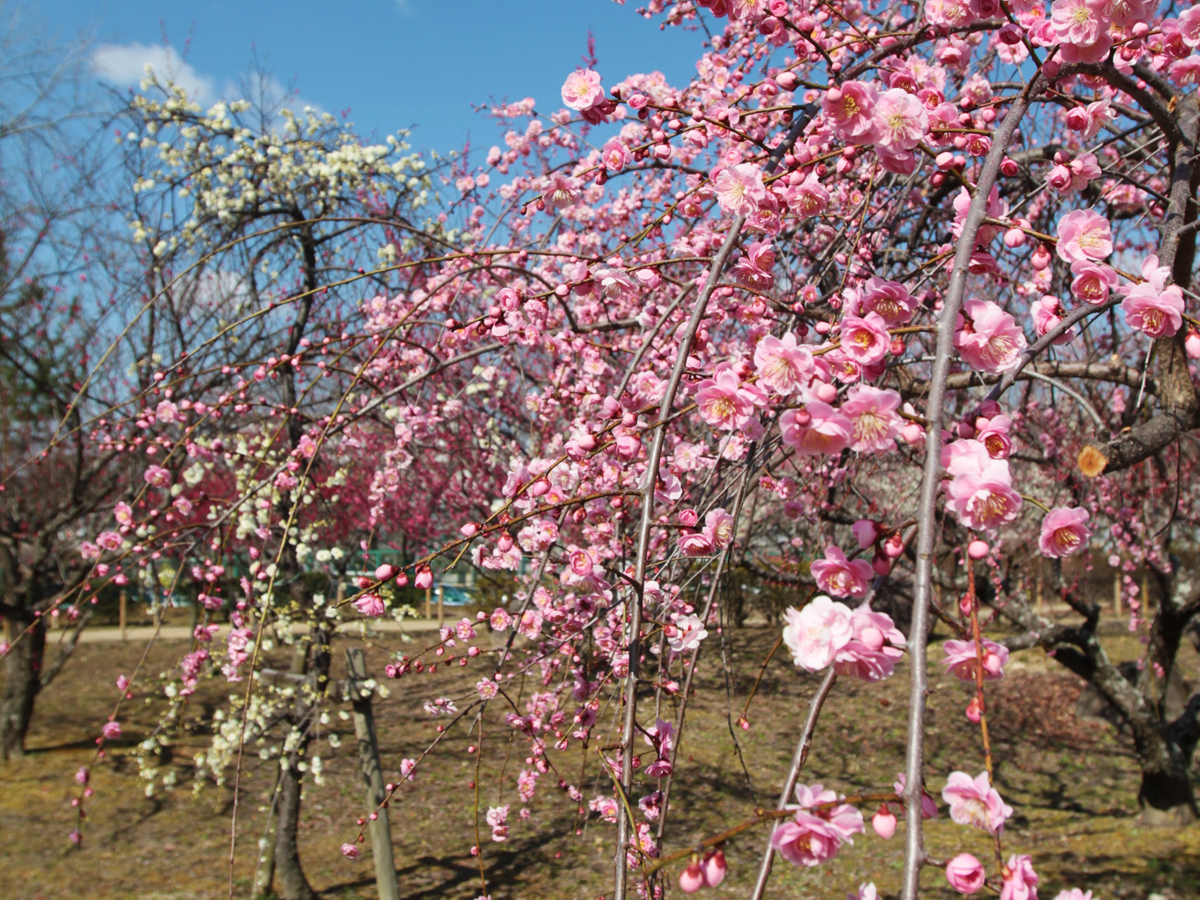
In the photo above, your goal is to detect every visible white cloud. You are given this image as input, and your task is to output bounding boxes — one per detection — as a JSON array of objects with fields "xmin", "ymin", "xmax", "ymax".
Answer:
[
  {"xmin": 92, "ymin": 43, "xmax": 323, "ymax": 120},
  {"xmin": 93, "ymin": 42, "xmax": 216, "ymax": 103}
]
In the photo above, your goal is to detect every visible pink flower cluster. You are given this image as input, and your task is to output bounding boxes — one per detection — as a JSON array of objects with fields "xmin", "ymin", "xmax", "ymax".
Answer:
[
  {"xmin": 782, "ymin": 596, "xmax": 905, "ymax": 680},
  {"xmin": 942, "ymin": 438, "xmax": 1023, "ymax": 532},
  {"xmin": 771, "ymin": 782, "xmax": 865, "ymax": 868}
]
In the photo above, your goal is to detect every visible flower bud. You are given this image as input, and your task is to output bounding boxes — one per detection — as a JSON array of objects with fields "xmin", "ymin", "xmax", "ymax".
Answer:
[{"xmin": 872, "ymin": 805, "xmax": 898, "ymax": 839}]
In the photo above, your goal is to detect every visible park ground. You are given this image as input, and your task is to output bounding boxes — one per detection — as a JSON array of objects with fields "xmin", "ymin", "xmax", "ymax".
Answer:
[{"xmin": 1, "ymin": 613, "xmax": 1198, "ymax": 900}]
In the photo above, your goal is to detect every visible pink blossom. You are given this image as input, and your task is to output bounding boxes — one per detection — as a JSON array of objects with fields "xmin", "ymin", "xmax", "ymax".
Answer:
[
  {"xmin": 1001, "ymin": 854, "xmax": 1039, "ymax": 900},
  {"xmin": 943, "ymin": 770, "xmax": 1013, "ymax": 833},
  {"xmin": 714, "ymin": 163, "xmax": 766, "ymax": 216},
  {"xmin": 769, "ymin": 817, "xmax": 847, "ymax": 868},
  {"xmin": 96, "ymin": 531, "xmax": 122, "ymax": 552},
  {"xmin": 952, "ymin": 186, "xmax": 1008, "ymax": 247},
  {"xmin": 730, "ymin": 241, "xmax": 776, "ymax": 291},
  {"xmin": 1039, "ymin": 507, "xmax": 1091, "ymax": 557},
  {"xmin": 561, "ymin": 69, "xmax": 603, "ymax": 110},
  {"xmin": 779, "ymin": 402, "xmax": 854, "ymax": 456},
  {"xmin": 811, "ymin": 546, "xmax": 874, "ymax": 599},
  {"xmin": 926, "ymin": 0, "xmax": 977, "ymax": 29},
  {"xmin": 1031, "ymin": 296, "xmax": 1073, "ymax": 344},
  {"xmin": 1122, "ymin": 282, "xmax": 1185, "ymax": 338},
  {"xmin": 784, "ymin": 171, "xmax": 830, "ymax": 218},
  {"xmin": 666, "ymin": 613, "xmax": 708, "ymax": 653},
  {"xmin": 842, "ymin": 386, "xmax": 903, "ymax": 453},
  {"xmin": 542, "ymin": 174, "xmax": 582, "ymax": 210},
  {"xmin": 1180, "ymin": 6, "xmax": 1200, "ymax": 47},
  {"xmin": 894, "ymin": 774, "xmax": 939, "ymax": 818},
  {"xmin": 1051, "ymin": 0, "xmax": 1111, "ymax": 61},
  {"xmin": 854, "ymin": 277, "xmax": 916, "ymax": 326},
  {"xmin": 353, "ymin": 592, "xmax": 385, "ymax": 617},
  {"xmin": 679, "ymin": 532, "xmax": 715, "ymax": 557},
  {"xmin": 695, "ymin": 363, "xmax": 763, "ymax": 431},
  {"xmin": 101, "ymin": 720, "xmax": 121, "ymax": 740},
  {"xmin": 490, "ymin": 608, "xmax": 511, "ymax": 631},
  {"xmin": 143, "ymin": 465, "xmax": 171, "ymax": 488},
  {"xmin": 1056, "ymin": 209, "xmax": 1112, "ymax": 263},
  {"xmin": 872, "ymin": 88, "xmax": 929, "ymax": 151},
  {"xmin": 600, "ymin": 138, "xmax": 631, "ymax": 172},
  {"xmin": 852, "ymin": 519, "xmax": 879, "ymax": 548},
  {"xmin": 821, "ymin": 82, "xmax": 879, "ymax": 144},
  {"xmin": 943, "ymin": 638, "xmax": 1010, "ymax": 682},
  {"xmin": 782, "ymin": 595, "xmax": 854, "ymax": 671},
  {"xmin": 839, "ymin": 312, "xmax": 891, "ymax": 365},
  {"xmin": 955, "ymin": 299, "xmax": 1028, "ymax": 373},
  {"xmin": 340, "ymin": 843, "xmax": 360, "ymax": 859},
  {"xmin": 834, "ymin": 606, "xmax": 906, "ymax": 681},
  {"xmin": 1069, "ymin": 261, "xmax": 1119, "ymax": 304},
  {"xmin": 946, "ymin": 853, "xmax": 987, "ymax": 894},
  {"xmin": 975, "ymin": 414, "xmax": 1014, "ymax": 459},
  {"xmin": 754, "ymin": 332, "xmax": 814, "ymax": 394},
  {"xmin": 702, "ymin": 507, "xmax": 735, "ymax": 550},
  {"xmin": 114, "ymin": 501, "xmax": 133, "ymax": 525},
  {"xmin": 1050, "ymin": 891, "xmax": 1092, "ymax": 900}
]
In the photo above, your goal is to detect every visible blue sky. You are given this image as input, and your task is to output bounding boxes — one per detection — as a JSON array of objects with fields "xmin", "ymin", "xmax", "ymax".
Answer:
[{"xmin": 41, "ymin": 0, "xmax": 708, "ymax": 155}]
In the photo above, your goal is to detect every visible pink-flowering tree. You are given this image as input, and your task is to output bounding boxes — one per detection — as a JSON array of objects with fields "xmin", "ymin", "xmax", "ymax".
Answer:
[{"xmin": 58, "ymin": 2, "xmax": 1200, "ymax": 899}]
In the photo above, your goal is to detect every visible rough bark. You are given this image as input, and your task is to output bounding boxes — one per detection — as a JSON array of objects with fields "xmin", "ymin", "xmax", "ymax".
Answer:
[
  {"xmin": 0, "ymin": 615, "xmax": 45, "ymax": 759},
  {"xmin": 272, "ymin": 626, "xmax": 330, "ymax": 900}
]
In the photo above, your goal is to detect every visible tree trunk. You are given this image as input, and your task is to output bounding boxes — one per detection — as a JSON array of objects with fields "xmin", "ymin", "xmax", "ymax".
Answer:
[
  {"xmin": 1133, "ymin": 723, "xmax": 1197, "ymax": 826},
  {"xmin": 274, "ymin": 743, "xmax": 318, "ymax": 900},
  {"xmin": 271, "ymin": 627, "xmax": 330, "ymax": 900},
  {"xmin": 1, "ymin": 617, "xmax": 45, "ymax": 760}
]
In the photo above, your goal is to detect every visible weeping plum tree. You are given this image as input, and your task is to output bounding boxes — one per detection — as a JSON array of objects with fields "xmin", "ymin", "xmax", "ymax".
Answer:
[{"xmin": 33, "ymin": 0, "xmax": 1200, "ymax": 898}]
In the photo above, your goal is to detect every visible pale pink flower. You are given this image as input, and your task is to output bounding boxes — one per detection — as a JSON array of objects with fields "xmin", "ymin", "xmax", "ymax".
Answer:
[
  {"xmin": 490, "ymin": 608, "xmax": 512, "ymax": 631},
  {"xmin": 945, "ymin": 853, "xmax": 987, "ymax": 894},
  {"xmin": 1079, "ymin": 99, "xmax": 1115, "ymax": 139},
  {"xmin": 952, "ymin": 186, "xmax": 1008, "ymax": 247},
  {"xmin": 943, "ymin": 638, "xmax": 1009, "ymax": 682},
  {"xmin": 784, "ymin": 171, "xmax": 830, "ymax": 218},
  {"xmin": 666, "ymin": 613, "xmax": 708, "ymax": 653},
  {"xmin": 340, "ymin": 843, "xmax": 360, "ymax": 860},
  {"xmin": 143, "ymin": 465, "xmax": 171, "ymax": 488},
  {"xmin": 926, "ymin": 0, "xmax": 977, "ymax": 28},
  {"xmin": 542, "ymin": 174, "xmax": 582, "ymax": 210},
  {"xmin": 821, "ymin": 82, "xmax": 879, "ymax": 144},
  {"xmin": 476, "ymin": 678, "xmax": 499, "ymax": 700},
  {"xmin": 101, "ymin": 720, "xmax": 121, "ymax": 740},
  {"xmin": 679, "ymin": 532, "xmax": 715, "ymax": 557},
  {"xmin": 114, "ymin": 501, "xmax": 133, "ymax": 525},
  {"xmin": 771, "ymin": 782, "xmax": 864, "ymax": 868},
  {"xmin": 731, "ymin": 240, "xmax": 776, "ymax": 290},
  {"xmin": 854, "ymin": 277, "xmax": 916, "ymax": 326},
  {"xmin": 839, "ymin": 312, "xmax": 891, "ymax": 365},
  {"xmin": 702, "ymin": 507, "xmax": 735, "ymax": 549},
  {"xmin": 834, "ymin": 606, "xmax": 906, "ymax": 681},
  {"xmin": 1001, "ymin": 854, "xmax": 1039, "ymax": 900},
  {"xmin": 1051, "ymin": 0, "xmax": 1111, "ymax": 62},
  {"xmin": 1032, "ymin": 296, "xmax": 1073, "ymax": 344},
  {"xmin": 600, "ymin": 138, "xmax": 631, "ymax": 172},
  {"xmin": 955, "ymin": 299, "xmax": 1028, "ymax": 373},
  {"xmin": 1180, "ymin": 6, "xmax": 1200, "ymax": 47},
  {"xmin": 1056, "ymin": 209, "xmax": 1112, "ymax": 263},
  {"xmin": 811, "ymin": 546, "xmax": 874, "ymax": 599},
  {"xmin": 1039, "ymin": 507, "xmax": 1091, "ymax": 557},
  {"xmin": 561, "ymin": 69, "xmax": 603, "ymax": 110},
  {"xmin": 782, "ymin": 595, "xmax": 854, "ymax": 671},
  {"xmin": 694, "ymin": 364, "xmax": 762, "ymax": 430},
  {"xmin": 872, "ymin": 88, "xmax": 929, "ymax": 151},
  {"xmin": 714, "ymin": 163, "xmax": 767, "ymax": 216},
  {"xmin": 1122, "ymin": 282, "xmax": 1185, "ymax": 337},
  {"xmin": 842, "ymin": 386, "xmax": 903, "ymax": 453},
  {"xmin": 779, "ymin": 402, "xmax": 853, "ymax": 456},
  {"xmin": 353, "ymin": 592, "xmax": 385, "ymax": 617},
  {"xmin": 976, "ymin": 414, "xmax": 1014, "ymax": 459},
  {"xmin": 852, "ymin": 519, "xmax": 879, "ymax": 548},
  {"xmin": 1069, "ymin": 261, "xmax": 1119, "ymax": 304},
  {"xmin": 943, "ymin": 770, "xmax": 1013, "ymax": 833},
  {"xmin": 96, "ymin": 531, "xmax": 122, "ymax": 552},
  {"xmin": 754, "ymin": 332, "xmax": 814, "ymax": 394},
  {"xmin": 1050, "ymin": 890, "xmax": 1092, "ymax": 900}
]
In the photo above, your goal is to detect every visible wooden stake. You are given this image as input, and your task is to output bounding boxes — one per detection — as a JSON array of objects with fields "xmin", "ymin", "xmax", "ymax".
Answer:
[
  {"xmin": 437, "ymin": 585, "xmax": 444, "ymax": 628},
  {"xmin": 1113, "ymin": 571, "xmax": 1122, "ymax": 616},
  {"xmin": 425, "ymin": 586, "xmax": 431, "ymax": 620},
  {"xmin": 119, "ymin": 590, "xmax": 127, "ymax": 641},
  {"xmin": 346, "ymin": 648, "xmax": 399, "ymax": 900}
]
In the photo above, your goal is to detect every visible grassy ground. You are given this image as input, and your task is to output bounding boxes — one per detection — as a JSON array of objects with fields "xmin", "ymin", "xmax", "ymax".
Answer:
[{"xmin": 1, "ymin": 616, "xmax": 1197, "ymax": 900}]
